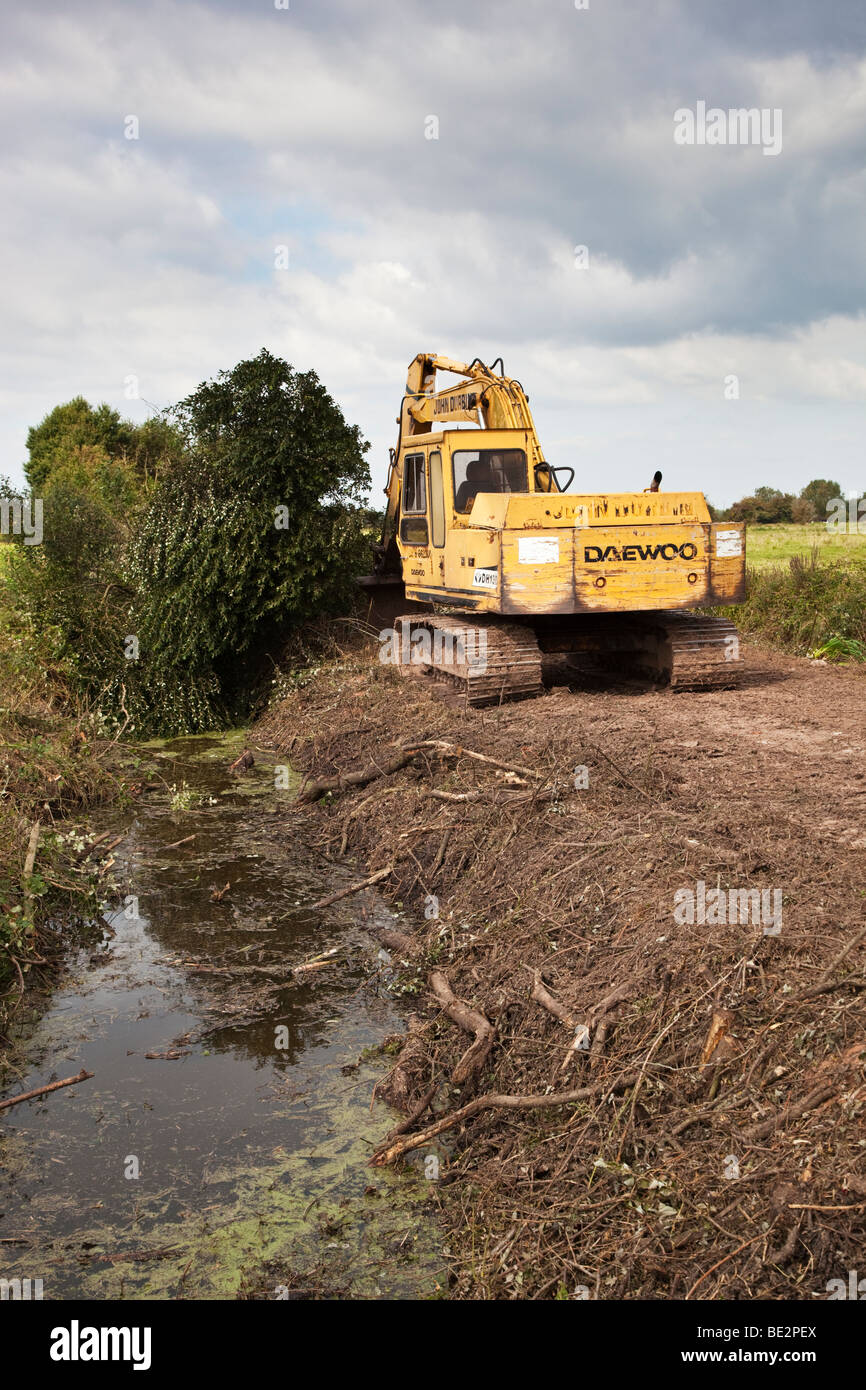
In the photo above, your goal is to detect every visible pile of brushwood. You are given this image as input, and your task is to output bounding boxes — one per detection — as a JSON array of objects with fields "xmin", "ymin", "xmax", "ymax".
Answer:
[{"xmin": 257, "ymin": 638, "xmax": 866, "ymax": 1301}]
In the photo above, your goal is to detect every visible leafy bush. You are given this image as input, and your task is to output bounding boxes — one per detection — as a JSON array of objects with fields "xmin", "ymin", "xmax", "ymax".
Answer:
[
  {"xmin": 125, "ymin": 350, "xmax": 371, "ymax": 733},
  {"xmin": 808, "ymin": 634, "xmax": 866, "ymax": 663}
]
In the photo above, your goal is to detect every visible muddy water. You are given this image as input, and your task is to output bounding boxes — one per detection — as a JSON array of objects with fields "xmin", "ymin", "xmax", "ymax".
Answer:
[{"xmin": 0, "ymin": 735, "xmax": 443, "ymax": 1300}]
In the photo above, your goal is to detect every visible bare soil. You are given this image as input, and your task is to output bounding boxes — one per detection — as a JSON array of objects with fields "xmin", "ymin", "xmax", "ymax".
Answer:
[{"xmin": 257, "ymin": 639, "xmax": 866, "ymax": 1301}]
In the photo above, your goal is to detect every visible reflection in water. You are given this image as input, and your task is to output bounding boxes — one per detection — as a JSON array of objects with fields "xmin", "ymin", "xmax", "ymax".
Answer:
[{"xmin": 0, "ymin": 735, "xmax": 442, "ymax": 1300}]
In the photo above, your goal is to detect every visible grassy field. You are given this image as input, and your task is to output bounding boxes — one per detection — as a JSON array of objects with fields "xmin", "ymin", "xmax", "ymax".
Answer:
[{"xmin": 744, "ymin": 522, "xmax": 866, "ymax": 569}]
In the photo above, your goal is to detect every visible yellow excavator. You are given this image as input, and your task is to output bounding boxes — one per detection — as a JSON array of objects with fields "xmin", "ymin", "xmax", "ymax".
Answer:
[{"xmin": 359, "ymin": 353, "xmax": 746, "ymax": 704}]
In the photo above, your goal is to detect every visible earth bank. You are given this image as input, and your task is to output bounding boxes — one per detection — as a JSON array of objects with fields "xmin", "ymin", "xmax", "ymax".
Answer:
[{"xmin": 257, "ymin": 639, "xmax": 866, "ymax": 1300}]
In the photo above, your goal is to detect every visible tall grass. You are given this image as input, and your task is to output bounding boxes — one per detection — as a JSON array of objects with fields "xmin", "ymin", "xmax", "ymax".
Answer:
[{"xmin": 719, "ymin": 549, "xmax": 866, "ymax": 660}]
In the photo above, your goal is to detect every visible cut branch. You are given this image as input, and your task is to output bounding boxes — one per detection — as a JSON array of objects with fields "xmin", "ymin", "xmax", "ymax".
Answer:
[
  {"xmin": 410, "ymin": 739, "xmax": 541, "ymax": 781},
  {"xmin": 306, "ymin": 865, "xmax": 393, "ymax": 912},
  {"xmin": 298, "ymin": 749, "xmax": 417, "ymax": 802},
  {"xmin": 371, "ymin": 1069, "xmax": 642, "ymax": 1166},
  {"xmin": 0, "ymin": 1067, "xmax": 94, "ymax": 1112},
  {"xmin": 742, "ymin": 1083, "xmax": 837, "ymax": 1142}
]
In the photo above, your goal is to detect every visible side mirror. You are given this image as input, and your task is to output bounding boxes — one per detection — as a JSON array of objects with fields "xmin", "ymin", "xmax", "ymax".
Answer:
[{"xmin": 534, "ymin": 462, "xmax": 575, "ymax": 494}]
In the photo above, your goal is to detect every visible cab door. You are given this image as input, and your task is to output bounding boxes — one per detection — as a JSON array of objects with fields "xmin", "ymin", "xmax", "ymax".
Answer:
[
  {"xmin": 399, "ymin": 451, "xmax": 434, "ymax": 589},
  {"xmin": 427, "ymin": 449, "xmax": 447, "ymax": 591}
]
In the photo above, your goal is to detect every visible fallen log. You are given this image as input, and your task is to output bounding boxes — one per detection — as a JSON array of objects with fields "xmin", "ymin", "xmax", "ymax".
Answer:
[
  {"xmin": 298, "ymin": 750, "xmax": 417, "ymax": 803},
  {"xmin": 298, "ymin": 737, "xmax": 542, "ymax": 805},
  {"xmin": 0, "ymin": 1067, "xmax": 94, "ymax": 1112}
]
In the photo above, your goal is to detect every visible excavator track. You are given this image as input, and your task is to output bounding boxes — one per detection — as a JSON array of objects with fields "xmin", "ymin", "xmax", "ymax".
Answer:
[
  {"xmin": 393, "ymin": 614, "xmax": 543, "ymax": 706},
  {"xmin": 545, "ymin": 611, "xmax": 744, "ymax": 690},
  {"xmin": 396, "ymin": 611, "xmax": 742, "ymax": 702},
  {"xmin": 655, "ymin": 612, "xmax": 744, "ymax": 689}
]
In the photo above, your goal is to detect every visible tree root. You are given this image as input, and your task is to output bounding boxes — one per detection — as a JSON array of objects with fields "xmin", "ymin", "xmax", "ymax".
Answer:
[{"xmin": 429, "ymin": 971, "xmax": 494, "ymax": 1085}]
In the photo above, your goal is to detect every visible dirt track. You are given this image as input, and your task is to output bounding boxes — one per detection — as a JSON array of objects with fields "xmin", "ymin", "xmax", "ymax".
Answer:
[{"xmin": 259, "ymin": 641, "xmax": 866, "ymax": 1300}]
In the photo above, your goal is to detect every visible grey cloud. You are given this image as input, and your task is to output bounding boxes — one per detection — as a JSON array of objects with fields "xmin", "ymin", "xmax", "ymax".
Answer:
[{"xmin": 0, "ymin": 0, "xmax": 863, "ymax": 503}]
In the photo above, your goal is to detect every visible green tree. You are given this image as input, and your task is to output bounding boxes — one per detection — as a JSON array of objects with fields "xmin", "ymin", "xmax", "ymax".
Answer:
[
  {"xmin": 799, "ymin": 478, "xmax": 841, "ymax": 520},
  {"xmin": 25, "ymin": 398, "xmax": 133, "ymax": 492},
  {"xmin": 25, "ymin": 397, "xmax": 185, "ymax": 495},
  {"xmin": 6, "ymin": 444, "xmax": 139, "ymax": 710},
  {"xmin": 12, "ymin": 403, "xmax": 185, "ymax": 727},
  {"xmin": 730, "ymin": 488, "xmax": 795, "ymax": 524}
]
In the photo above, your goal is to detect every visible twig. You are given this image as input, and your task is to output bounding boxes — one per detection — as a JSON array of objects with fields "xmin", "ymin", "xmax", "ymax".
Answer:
[
  {"xmin": 306, "ymin": 865, "xmax": 393, "ymax": 911},
  {"xmin": 787, "ymin": 1202, "xmax": 866, "ymax": 1212},
  {"xmin": 685, "ymin": 1226, "xmax": 775, "ymax": 1300},
  {"xmin": 0, "ymin": 1067, "xmax": 94, "ymax": 1112},
  {"xmin": 163, "ymin": 834, "xmax": 196, "ymax": 851},
  {"xmin": 616, "ymin": 1010, "xmax": 680, "ymax": 1162}
]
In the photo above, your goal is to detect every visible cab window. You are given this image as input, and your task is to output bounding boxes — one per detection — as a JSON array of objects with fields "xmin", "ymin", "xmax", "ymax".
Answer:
[
  {"xmin": 452, "ymin": 449, "xmax": 527, "ymax": 514},
  {"xmin": 402, "ymin": 454, "xmax": 426, "ymax": 513},
  {"xmin": 400, "ymin": 452, "xmax": 428, "ymax": 544}
]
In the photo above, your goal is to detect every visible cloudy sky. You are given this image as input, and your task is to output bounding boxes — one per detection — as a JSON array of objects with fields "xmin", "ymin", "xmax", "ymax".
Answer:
[{"xmin": 2, "ymin": 0, "xmax": 864, "ymax": 504}]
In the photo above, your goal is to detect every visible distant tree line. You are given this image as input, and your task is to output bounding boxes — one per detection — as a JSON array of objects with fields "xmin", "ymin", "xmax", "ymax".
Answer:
[{"xmin": 711, "ymin": 479, "xmax": 857, "ymax": 525}]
